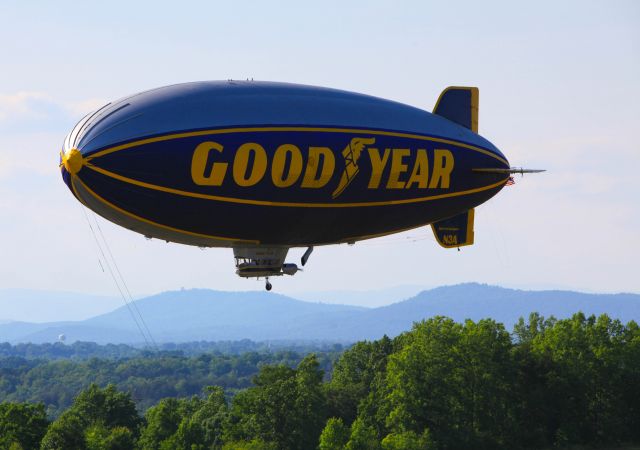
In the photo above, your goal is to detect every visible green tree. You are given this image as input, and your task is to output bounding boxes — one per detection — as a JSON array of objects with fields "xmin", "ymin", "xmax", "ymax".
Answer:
[
  {"xmin": 138, "ymin": 397, "xmax": 202, "ymax": 450},
  {"xmin": 140, "ymin": 386, "xmax": 228, "ymax": 450},
  {"xmin": 139, "ymin": 398, "xmax": 182, "ymax": 449},
  {"xmin": 383, "ymin": 317, "xmax": 515, "ymax": 449},
  {"xmin": 221, "ymin": 439, "xmax": 278, "ymax": 450},
  {"xmin": 41, "ymin": 384, "xmax": 141, "ymax": 450},
  {"xmin": 525, "ymin": 313, "xmax": 639, "ymax": 446},
  {"xmin": 510, "ymin": 314, "xmax": 555, "ymax": 448},
  {"xmin": 319, "ymin": 417, "xmax": 349, "ymax": 450},
  {"xmin": 40, "ymin": 411, "xmax": 86, "ymax": 450},
  {"xmin": 381, "ymin": 430, "xmax": 433, "ymax": 450},
  {"xmin": 294, "ymin": 354, "xmax": 326, "ymax": 449},
  {"xmin": 85, "ymin": 423, "xmax": 134, "ymax": 450},
  {"xmin": 327, "ymin": 336, "xmax": 392, "ymax": 425},
  {"xmin": 70, "ymin": 384, "xmax": 142, "ymax": 435},
  {"xmin": 620, "ymin": 320, "xmax": 640, "ymax": 442},
  {"xmin": 3, "ymin": 313, "xmax": 639, "ymax": 450},
  {"xmin": 225, "ymin": 365, "xmax": 297, "ymax": 447},
  {"xmin": 0, "ymin": 402, "xmax": 48, "ymax": 450},
  {"xmin": 225, "ymin": 354, "xmax": 326, "ymax": 449},
  {"xmin": 189, "ymin": 386, "xmax": 229, "ymax": 448},
  {"xmin": 160, "ymin": 386, "xmax": 229, "ymax": 449},
  {"xmin": 345, "ymin": 417, "xmax": 380, "ymax": 450}
]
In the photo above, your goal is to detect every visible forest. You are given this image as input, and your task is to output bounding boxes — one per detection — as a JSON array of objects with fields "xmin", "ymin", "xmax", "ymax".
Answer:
[
  {"xmin": 0, "ymin": 312, "xmax": 639, "ymax": 449},
  {"xmin": 0, "ymin": 340, "xmax": 346, "ymax": 360},
  {"xmin": 0, "ymin": 346, "xmax": 340, "ymax": 416}
]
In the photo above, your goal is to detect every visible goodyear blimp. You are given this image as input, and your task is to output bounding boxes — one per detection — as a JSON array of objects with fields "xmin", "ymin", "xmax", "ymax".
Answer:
[{"xmin": 60, "ymin": 81, "xmax": 541, "ymax": 290}]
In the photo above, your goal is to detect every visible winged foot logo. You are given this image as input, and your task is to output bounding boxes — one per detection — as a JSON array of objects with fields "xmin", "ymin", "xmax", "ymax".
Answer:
[
  {"xmin": 190, "ymin": 136, "xmax": 455, "ymax": 199},
  {"xmin": 332, "ymin": 138, "xmax": 376, "ymax": 198}
]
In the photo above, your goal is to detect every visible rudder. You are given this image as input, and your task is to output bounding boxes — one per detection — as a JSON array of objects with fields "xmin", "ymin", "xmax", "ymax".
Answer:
[
  {"xmin": 431, "ymin": 209, "xmax": 475, "ymax": 248},
  {"xmin": 433, "ymin": 86, "xmax": 479, "ymax": 133}
]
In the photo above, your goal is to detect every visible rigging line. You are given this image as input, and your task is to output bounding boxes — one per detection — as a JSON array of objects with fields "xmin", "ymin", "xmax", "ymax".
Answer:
[
  {"xmin": 90, "ymin": 214, "xmax": 157, "ymax": 350},
  {"xmin": 91, "ymin": 213, "xmax": 158, "ymax": 350},
  {"xmin": 357, "ymin": 233, "xmax": 432, "ymax": 247},
  {"xmin": 80, "ymin": 205, "xmax": 150, "ymax": 347},
  {"xmin": 78, "ymin": 204, "xmax": 151, "ymax": 347}
]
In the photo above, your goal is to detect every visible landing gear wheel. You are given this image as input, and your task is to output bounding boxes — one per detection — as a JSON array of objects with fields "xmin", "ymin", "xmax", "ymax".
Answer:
[{"xmin": 265, "ymin": 279, "xmax": 272, "ymax": 291}]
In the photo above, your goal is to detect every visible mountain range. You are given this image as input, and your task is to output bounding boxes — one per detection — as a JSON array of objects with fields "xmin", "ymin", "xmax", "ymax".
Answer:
[
  {"xmin": 0, "ymin": 283, "xmax": 638, "ymax": 344},
  {"xmin": 0, "ymin": 289, "xmax": 120, "ymax": 322},
  {"xmin": 292, "ymin": 285, "xmax": 431, "ymax": 307}
]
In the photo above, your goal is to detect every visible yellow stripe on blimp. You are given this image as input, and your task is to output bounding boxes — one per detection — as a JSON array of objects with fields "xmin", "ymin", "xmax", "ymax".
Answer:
[
  {"xmin": 85, "ymin": 162, "xmax": 508, "ymax": 208},
  {"xmin": 73, "ymin": 176, "xmax": 260, "ymax": 244},
  {"xmin": 84, "ymin": 126, "xmax": 509, "ymax": 166}
]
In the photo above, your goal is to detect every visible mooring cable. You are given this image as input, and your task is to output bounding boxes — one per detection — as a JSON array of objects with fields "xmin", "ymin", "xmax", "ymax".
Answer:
[
  {"xmin": 91, "ymin": 213, "xmax": 158, "ymax": 349},
  {"xmin": 78, "ymin": 205, "xmax": 155, "ymax": 349}
]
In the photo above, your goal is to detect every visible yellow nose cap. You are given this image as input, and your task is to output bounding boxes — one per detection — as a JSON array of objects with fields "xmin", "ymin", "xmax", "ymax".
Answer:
[{"xmin": 63, "ymin": 148, "xmax": 84, "ymax": 175}]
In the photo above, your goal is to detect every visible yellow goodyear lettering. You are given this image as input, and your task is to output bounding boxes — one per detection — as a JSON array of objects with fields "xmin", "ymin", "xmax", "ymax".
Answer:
[
  {"xmin": 367, "ymin": 148, "xmax": 390, "ymax": 189},
  {"xmin": 405, "ymin": 149, "xmax": 429, "ymax": 189},
  {"xmin": 429, "ymin": 149, "xmax": 454, "ymax": 189},
  {"xmin": 191, "ymin": 141, "xmax": 227, "ymax": 186},
  {"xmin": 272, "ymin": 144, "xmax": 303, "ymax": 188},
  {"xmin": 190, "ymin": 139, "xmax": 456, "ymax": 194},
  {"xmin": 302, "ymin": 147, "xmax": 335, "ymax": 188},
  {"xmin": 233, "ymin": 143, "xmax": 268, "ymax": 187},
  {"xmin": 386, "ymin": 148, "xmax": 411, "ymax": 189}
]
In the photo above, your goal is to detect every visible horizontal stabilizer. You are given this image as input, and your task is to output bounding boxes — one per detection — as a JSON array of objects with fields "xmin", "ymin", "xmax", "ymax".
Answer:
[
  {"xmin": 431, "ymin": 209, "xmax": 474, "ymax": 248},
  {"xmin": 433, "ymin": 87, "xmax": 479, "ymax": 133}
]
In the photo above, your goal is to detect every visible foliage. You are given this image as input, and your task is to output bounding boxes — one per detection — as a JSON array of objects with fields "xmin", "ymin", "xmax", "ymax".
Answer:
[
  {"xmin": 513, "ymin": 312, "xmax": 640, "ymax": 446},
  {"xmin": 220, "ymin": 439, "xmax": 278, "ymax": 450},
  {"xmin": 85, "ymin": 424, "xmax": 135, "ymax": 450},
  {"xmin": 40, "ymin": 411, "xmax": 86, "ymax": 450},
  {"xmin": 138, "ymin": 397, "xmax": 185, "ymax": 449},
  {"xmin": 345, "ymin": 417, "xmax": 380, "ymax": 450},
  {"xmin": 40, "ymin": 384, "xmax": 140, "ymax": 450},
  {"xmin": 139, "ymin": 386, "xmax": 229, "ymax": 449},
  {"xmin": 319, "ymin": 417, "xmax": 350, "ymax": 450},
  {"xmin": 0, "ymin": 340, "xmax": 346, "ymax": 360},
  {"xmin": 383, "ymin": 318, "xmax": 514, "ymax": 448},
  {"xmin": 0, "ymin": 401, "xmax": 48, "ymax": 450},
  {"xmin": 1, "ymin": 313, "xmax": 639, "ymax": 449},
  {"xmin": 0, "ymin": 348, "xmax": 339, "ymax": 416},
  {"xmin": 380, "ymin": 430, "xmax": 433, "ymax": 450},
  {"xmin": 225, "ymin": 354, "xmax": 326, "ymax": 450},
  {"xmin": 326, "ymin": 335, "xmax": 393, "ymax": 427}
]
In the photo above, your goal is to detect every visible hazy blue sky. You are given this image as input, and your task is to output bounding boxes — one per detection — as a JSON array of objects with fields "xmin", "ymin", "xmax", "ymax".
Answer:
[{"xmin": 1, "ymin": 0, "xmax": 638, "ymax": 298}]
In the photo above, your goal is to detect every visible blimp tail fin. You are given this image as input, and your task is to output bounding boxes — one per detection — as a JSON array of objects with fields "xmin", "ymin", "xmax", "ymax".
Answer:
[
  {"xmin": 433, "ymin": 87, "xmax": 479, "ymax": 133},
  {"xmin": 431, "ymin": 209, "xmax": 475, "ymax": 248}
]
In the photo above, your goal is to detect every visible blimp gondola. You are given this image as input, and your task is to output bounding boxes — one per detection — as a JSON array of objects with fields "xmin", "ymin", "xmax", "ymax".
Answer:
[{"xmin": 60, "ymin": 81, "xmax": 541, "ymax": 290}]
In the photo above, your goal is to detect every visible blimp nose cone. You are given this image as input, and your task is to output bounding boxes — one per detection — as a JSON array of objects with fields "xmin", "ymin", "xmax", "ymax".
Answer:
[
  {"xmin": 59, "ymin": 147, "xmax": 85, "ymax": 196},
  {"xmin": 62, "ymin": 148, "xmax": 84, "ymax": 175}
]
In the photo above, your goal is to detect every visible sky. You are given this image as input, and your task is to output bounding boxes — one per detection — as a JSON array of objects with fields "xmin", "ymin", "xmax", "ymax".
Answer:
[{"xmin": 0, "ymin": 0, "xmax": 638, "ymax": 300}]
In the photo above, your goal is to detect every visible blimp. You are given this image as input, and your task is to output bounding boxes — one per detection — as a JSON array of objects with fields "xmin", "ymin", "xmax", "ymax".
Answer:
[{"xmin": 60, "ymin": 81, "xmax": 540, "ymax": 290}]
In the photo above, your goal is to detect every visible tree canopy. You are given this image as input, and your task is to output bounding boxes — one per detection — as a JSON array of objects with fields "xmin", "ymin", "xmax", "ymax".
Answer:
[{"xmin": 0, "ymin": 312, "xmax": 638, "ymax": 449}]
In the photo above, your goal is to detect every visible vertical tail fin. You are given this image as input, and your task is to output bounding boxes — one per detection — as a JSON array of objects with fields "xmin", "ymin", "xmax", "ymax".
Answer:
[
  {"xmin": 431, "ymin": 209, "xmax": 475, "ymax": 248},
  {"xmin": 433, "ymin": 87, "xmax": 479, "ymax": 133}
]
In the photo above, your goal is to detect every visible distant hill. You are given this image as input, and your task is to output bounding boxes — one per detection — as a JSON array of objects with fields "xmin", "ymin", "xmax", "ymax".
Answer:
[
  {"xmin": 291, "ymin": 285, "xmax": 431, "ymax": 307},
  {"xmin": 0, "ymin": 289, "xmax": 120, "ymax": 322},
  {"xmin": 314, "ymin": 283, "xmax": 640, "ymax": 340},
  {"xmin": 0, "ymin": 284, "xmax": 638, "ymax": 344}
]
